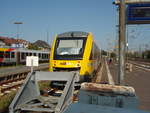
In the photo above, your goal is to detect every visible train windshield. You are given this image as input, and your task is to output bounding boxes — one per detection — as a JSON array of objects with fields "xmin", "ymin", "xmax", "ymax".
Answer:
[{"xmin": 54, "ymin": 37, "xmax": 86, "ymax": 60}]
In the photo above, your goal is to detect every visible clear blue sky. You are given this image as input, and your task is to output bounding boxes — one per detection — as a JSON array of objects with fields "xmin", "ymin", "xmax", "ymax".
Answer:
[{"xmin": 0, "ymin": 0, "xmax": 149, "ymax": 50}]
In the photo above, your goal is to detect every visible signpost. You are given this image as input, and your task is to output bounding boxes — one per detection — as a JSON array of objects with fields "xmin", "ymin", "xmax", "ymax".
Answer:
[
  {"xmin": 115, "ymin": 0, "xmax": 150, "ymax": 85},
  {"xmin": 127, "ymin": 4, "xmax": 150, "ymax": 24},
  {"xmin": 115, "ymin": 0, "xmax": 150, "ymax": 4},
  {"xmin": 26, "ymin": 56, "xmax": 39, "ymax": 73}
]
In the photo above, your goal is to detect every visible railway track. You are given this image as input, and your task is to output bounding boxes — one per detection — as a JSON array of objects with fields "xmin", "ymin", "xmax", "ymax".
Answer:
[
  {"xmin": 0, "ymin": 80, "xmax": 24, "ymax": 96},
  {"xmin": 0, "ymin": 78, "xmax": 25, "ymax": 96},
  {"xmin": 0, "ymin": 63, "xmax": 49, "ymax": 96},
  {"xmin": 9, "ymin": 63, "xmax": 137, "ymax": 113},
  {"xmin": 0, "ymin": 58, "xmax": 114, "ymax": 97},
  {"xmin": 0, "ymin": 60, "xmax": 113, "ymax": 113},
  {"xmin": 129, "ymin": 61, "xmax": 150, "ymax": 71}
]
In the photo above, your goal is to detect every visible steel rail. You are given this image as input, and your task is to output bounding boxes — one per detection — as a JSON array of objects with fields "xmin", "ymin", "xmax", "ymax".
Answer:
[{"xmin": 0, "ymin": 63, "xmax": 49, "ymax": 96}]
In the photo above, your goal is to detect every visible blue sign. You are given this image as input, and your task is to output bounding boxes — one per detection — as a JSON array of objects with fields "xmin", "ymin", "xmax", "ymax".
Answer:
[{"xmin": 127, "ymin": 4, "xmax": 150, "ymax": 24}]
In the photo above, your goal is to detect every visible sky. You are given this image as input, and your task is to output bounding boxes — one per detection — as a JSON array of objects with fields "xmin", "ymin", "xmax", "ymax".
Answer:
[{"xmin": 0, "ymin": 0, "xmax": 149, "ymax": 50}]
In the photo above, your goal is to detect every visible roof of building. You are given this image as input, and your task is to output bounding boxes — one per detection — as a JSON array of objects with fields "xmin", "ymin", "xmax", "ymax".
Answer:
[{"xmin": 0, "ymin": 36, "xmax": 29, "ymax": 45}]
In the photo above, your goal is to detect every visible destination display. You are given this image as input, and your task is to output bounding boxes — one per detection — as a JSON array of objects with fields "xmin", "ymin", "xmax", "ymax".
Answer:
[{"xmin": 127, "ymin": 4, "xmax": 150, "ymax": 24}]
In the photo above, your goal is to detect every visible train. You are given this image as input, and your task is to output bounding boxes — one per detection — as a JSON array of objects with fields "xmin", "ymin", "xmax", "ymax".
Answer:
[
  {"xmin": 49, "ymin": 31, "xmax": 101, "ymax": 81},
  {"xmin": 0, "ymin": 47, "xmax": 50, "ymax": 65}
]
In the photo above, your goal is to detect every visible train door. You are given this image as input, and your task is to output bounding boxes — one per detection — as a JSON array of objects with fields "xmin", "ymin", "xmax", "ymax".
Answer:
[{"xmin": 16, "ymin": 51, "xmax": 20, "ymax": 65}]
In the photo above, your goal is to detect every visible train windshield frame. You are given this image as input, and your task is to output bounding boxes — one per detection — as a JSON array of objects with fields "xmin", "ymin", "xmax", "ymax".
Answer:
[{"xmin": 54, "ymin": 37, "xmax": 87, "ymax": 60}]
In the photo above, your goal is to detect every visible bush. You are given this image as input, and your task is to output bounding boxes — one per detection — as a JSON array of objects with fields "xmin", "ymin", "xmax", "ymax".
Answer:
[{"xmin": 0, "ymin": 91, "xmax": 16, "ymax": 113}]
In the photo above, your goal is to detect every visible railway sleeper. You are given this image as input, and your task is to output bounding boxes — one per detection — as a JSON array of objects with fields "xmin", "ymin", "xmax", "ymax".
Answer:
[{"xmin": 1, "ymin": 81, "xmax": 23, "ymax": 93}]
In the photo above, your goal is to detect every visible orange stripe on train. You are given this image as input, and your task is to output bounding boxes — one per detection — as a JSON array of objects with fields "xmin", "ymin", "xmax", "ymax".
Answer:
[{"xmin": 0, "ymin": 48, "xmax": 15, "ymax": 63}]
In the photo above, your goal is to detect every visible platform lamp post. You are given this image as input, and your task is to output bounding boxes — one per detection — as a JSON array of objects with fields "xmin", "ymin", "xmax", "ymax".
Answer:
[
  {"xmin": 14, "ymin": 22, "xmax": 23, "ymax": 66},
  {"xmin": 118, "ymin": 0, "xmax": 126, "ymax": 85},
  {"xmin": 14, "ymin": 22, "xmax": 23, "ymax": 47}
]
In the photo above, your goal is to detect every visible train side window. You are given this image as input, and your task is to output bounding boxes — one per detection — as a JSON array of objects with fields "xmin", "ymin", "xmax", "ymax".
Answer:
[
  {"xmin": 34, "ymin": 53, "xmax": 36, "ymax": 56},
  {"xmin": 89, "ymin": 43, "xmax": 94, "ymax": 60},
  {"xmin": 39, "ymin": 53, "xmax": 41, "ymax": 58},
  {"xmin": 5, "ymin": 52, "xmax": 10, "ymax": 58},
  {"xmin": 42, "ymin": 54, "xmax": 44, "ymax": 59},
  {"xmin": 21, "ymin": 52, "xmax": 25, "ymax": 59},
  {"xmin": 11, "ymin": 52, "xmax": 15, "ymax": 58},
  {"xmin": 45, "ymin": 54, "xmax": 47, "ymax": 59},
  {"xmin": 89, "ymin": 49, "xmax": 94, "ymax": 60},
  {"xmin": 43, "ymin": 54, "xmax": 45, "ymax": 59},
  {"xmin": 0, "ymin": 51, "xmax": 4, "ymax": 58},
  {"xmin": 46, "ymin": 54, "xmax": 48, "ymax": 59},
  {"xmin": 26, "ymin": 53, "xmax": 28, "ymax": 56},
  {"xmin": 29, "ymin": 53, "xmax": 32, "ymax": 56},
  {"xmin": 94, "ymin": 45, "xmax": 100, "ymax": 60}
]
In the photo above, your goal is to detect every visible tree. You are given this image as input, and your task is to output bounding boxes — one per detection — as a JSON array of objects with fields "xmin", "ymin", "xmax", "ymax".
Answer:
[
  {"xmin": 101, "ymin": 50, "xmax": 107, "ymax": 56},
  {"xmin": 28, "ymin": 43, "xmax": 41, "ymax": 50}
]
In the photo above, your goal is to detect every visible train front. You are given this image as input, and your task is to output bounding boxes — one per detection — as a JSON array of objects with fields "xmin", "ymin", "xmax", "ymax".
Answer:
[{"xmin": 49, "ymin": 32, "xmax": 92, "ymax": 81}]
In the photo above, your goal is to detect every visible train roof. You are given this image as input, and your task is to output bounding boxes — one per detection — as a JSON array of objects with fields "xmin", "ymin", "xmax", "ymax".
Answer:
[
  {"xmin": 0, "ymin": 47, "xmax": 49, "ymax": 53},
  {"xmin": 57, "ymin": 31, "xmax": 89, "ymax": 38},
  {"xmin": 17, "ymin": 48, "xmax": 49, "ymax": 53}
]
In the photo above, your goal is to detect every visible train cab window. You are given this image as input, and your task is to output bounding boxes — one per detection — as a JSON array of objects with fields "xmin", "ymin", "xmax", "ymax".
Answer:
[
  {"xmin": 11, "ymin": 52, "xmax": 15, "ymax": 58},
  {"xmin": 0, "ymin": 51, "xmax": 4, "ymax": 58},
  {"xmin": 56, "ymin": 39, "xmax": 83, "ymax": 55},
  {"xmin": 5, "ymin": 52, "xmax": 10, "ymax": 58},
  {"xmin": 54, "ymin": 37, "xmax": 86, "ymax": 60}
]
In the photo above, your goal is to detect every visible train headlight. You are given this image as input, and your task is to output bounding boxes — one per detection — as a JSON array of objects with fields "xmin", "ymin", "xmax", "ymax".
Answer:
[
  {"xmin": 53, "ymin": 61, "xmax": 56, "ymax": 66},
  {"xmin": 77, "ymin": 63, "xmax": 80, "ymax": 67}
]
